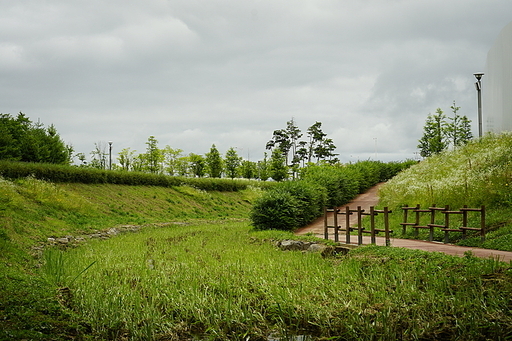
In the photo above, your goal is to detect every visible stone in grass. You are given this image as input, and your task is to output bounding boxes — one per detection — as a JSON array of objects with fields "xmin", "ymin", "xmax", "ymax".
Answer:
[{"xmin": 278, "ymin": 240, "xmax": 312, "ymax": 251}]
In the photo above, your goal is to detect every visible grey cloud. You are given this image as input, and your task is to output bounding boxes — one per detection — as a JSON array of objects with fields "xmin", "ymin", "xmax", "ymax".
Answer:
[{"xmin": 1, "ymin": 0, "xmax": 511, "ymax": 163}]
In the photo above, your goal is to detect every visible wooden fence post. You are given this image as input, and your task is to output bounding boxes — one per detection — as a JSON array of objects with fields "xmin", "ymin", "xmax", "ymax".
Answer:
[
  {"xmin": 323, "ymin": 207, "xmax": 329, "ymax": 240},
  {"xmin": 357, "ymin": 206, "xmax": 364, "ymax": 245},
  {"xmin": 384, "ymin": 207, "xmax": 391, "ymax": 246},
  {"xmin": 333, "ymin": 208, "xmax": 339, "ymax": 243},
  {"xmin": 344, "ymin": 206, "xmax": 351, "ymax": 244},
  {"xmin": 481, "ymin": 205, "xmax": 486, "ymax": 242},
  {"xmin": 370, "ymin": 206, "xmax": 376, "ymax": 244}
]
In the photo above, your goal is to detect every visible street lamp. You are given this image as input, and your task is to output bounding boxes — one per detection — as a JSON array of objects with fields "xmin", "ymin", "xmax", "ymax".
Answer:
[
  {"xmin": 108, "ymin": 141, "xmax": 113, "ymax": 170},
  {"xmin": 373, "ymin": 138, "xmax": 377, "ymax": 159},
  {"xmin": 474, "ymin": 72, "xmax": 484, "ymax": 137}
]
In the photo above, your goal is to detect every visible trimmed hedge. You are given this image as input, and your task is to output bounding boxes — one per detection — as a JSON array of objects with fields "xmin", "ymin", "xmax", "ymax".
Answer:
[{"xmin": 0, "ymin": 161, "xmax": 270, "ymax": 192}]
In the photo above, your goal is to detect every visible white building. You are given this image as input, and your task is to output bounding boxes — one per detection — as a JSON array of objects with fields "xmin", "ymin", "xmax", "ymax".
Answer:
[{"xmin": 484, "ymin": 21, "xmax": 512, "ymax": 133}]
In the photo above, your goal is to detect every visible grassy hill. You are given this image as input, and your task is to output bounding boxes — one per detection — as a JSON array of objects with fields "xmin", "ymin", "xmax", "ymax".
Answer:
[
  {"xmin": 0, "ymin": 178, "xmax": 260, "ymax": 340},
  {"xmin": 379, "ymin": 132, "xmax": 512, "ymax": 250}
]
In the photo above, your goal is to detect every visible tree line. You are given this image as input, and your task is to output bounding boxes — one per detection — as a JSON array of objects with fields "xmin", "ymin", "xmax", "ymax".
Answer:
[
  {"xmin": 2, "ymin": 112, "xmax": 430, "ymax": 182},
  {"xmin": 0, "ymin": 113, "xmax": 72, "ymax": 164},
  {"xmin": 74, "ymin": 119, "xmax": 340, "ymax": 181},
  {"xmin": 77, "ymin": 137, "xmax": 273, "ymax": 180}
]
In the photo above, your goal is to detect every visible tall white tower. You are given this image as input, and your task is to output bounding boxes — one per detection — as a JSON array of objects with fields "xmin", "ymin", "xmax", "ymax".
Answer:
[{"xmin": 484, "ymin": 21, "xmax": 512, "ymax": 133}]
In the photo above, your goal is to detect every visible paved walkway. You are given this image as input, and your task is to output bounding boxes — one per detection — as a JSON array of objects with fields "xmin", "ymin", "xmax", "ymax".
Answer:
[{"xmin": 295, "ymin": 183, "xmax": 512, "ymax": 263}]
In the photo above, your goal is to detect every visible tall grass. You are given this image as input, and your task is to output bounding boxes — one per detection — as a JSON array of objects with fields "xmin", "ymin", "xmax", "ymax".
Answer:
[
  {"xmin": 377, "ymin": 133, "xmax": 512, "ymax": 248},
  {"xmin": 379, "ymin": 133, "xmax": 512, "ymax": 209},
  {"xmin": 50, "ymin": 221, "xmax": 512, "ymax": 340}
]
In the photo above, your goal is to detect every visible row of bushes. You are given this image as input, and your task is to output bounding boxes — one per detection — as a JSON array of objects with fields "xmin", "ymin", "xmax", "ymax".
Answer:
[
  {"xmin": 0, "ymin": 161, "xmax": 270, "ymax": 192},
  {"xmin": 250, "ymin": 160, "xmax": 417, "ymax": 230}
]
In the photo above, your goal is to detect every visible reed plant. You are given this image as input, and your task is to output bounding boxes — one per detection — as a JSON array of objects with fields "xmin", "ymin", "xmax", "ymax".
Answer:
[{"xmin": 51, "ymin": 220, "xmax": 512, "ymax": 340}]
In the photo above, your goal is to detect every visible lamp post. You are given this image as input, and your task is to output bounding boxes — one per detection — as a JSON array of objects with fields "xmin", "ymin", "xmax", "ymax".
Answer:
[
  {"xmin": 474, "ymin": 72, "xmax": 484, "ymax": 137},
  {"xmin": 108, "ymin": 141, "xmax": 113, "ymax": 170},
  {"xmin": 373, "ymin": 138, "xmax": 377, "ymax": 160}
]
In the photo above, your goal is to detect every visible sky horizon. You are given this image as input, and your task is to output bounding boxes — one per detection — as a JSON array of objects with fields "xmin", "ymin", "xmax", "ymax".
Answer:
[{"xmin": 2, "ymin": 1, "xmax": 511, "ymax": 164}]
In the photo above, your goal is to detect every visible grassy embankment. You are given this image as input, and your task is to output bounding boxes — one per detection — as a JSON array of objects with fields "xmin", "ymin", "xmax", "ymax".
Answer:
[
  {"xmin": 0, "ymin": 177, "xmax": 261, "ymax": 340},
  {"xmin": 378, "ymin": 132, "xmax": 512, "ymax": 250}
]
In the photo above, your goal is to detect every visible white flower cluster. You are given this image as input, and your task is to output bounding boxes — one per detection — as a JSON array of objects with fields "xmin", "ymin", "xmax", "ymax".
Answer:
[{"xmin": 380, "ymin": 133, "xmax": 512, "ymax": 208}]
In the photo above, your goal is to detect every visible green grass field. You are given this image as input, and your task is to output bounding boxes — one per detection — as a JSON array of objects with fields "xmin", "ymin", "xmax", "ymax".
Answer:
[{"xmin": 3, "ymin": 133, "xmax": 512, "ymax": 340}]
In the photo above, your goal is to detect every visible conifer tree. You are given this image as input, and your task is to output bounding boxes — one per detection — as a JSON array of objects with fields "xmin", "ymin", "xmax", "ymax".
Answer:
[
  {"xmin": 269, "ymin": 148, "xmax": 288, "ymax": 181},
  {"xmin": 224, "ymin": 147, "xmax": 242, "ymax": 179},
  {"xmin": 205, "ymin": 144, "xmax": 223, "ymax": 178}
]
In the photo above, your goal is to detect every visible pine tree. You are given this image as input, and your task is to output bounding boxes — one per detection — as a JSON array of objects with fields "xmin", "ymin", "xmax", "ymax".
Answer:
[
  {"xmin": 418, "ymin": 109, "xmax": 448, "ymax": 157},
  {"xmin": 224, "ymin": 147, "xmax": 242, "ymax": 179},
  {"xmin": 446, "ymin": 101, "xmax": 473, "ymax": 147},
  {"xmin": 269, "ymin": 148, "xmax": 288, "ymax": 181},
  {"xmin": 205, "ymin": 144, "xmax": 223, "ymax": 178}
]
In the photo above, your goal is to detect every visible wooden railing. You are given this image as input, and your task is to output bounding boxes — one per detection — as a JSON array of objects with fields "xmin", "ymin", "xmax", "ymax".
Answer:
[
  {"xmin": 324, "ymin": 206, "xmax": 392, "ymax": 246},
  {"xmin": 323, "ymin": 204, "xmax": 485, "ymax": 245}
]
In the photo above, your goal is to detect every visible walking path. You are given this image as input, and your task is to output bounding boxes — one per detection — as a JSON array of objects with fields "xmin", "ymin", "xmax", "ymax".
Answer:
[{"xmin": 295, "ymin": 183, "xmax": 512, "ymax": 262}]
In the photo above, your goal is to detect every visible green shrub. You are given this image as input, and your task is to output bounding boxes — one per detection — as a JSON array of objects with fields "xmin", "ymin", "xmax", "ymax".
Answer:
[
  {"xmin": 250, "ymin": 190, "xmax": 300, "ymax": 230},
  {"xmin": 300, "ymin": 164, "xmax": 359, "ymax": 207},
  {"xmin": 250, "ymin": 160, "xmax": 415, "ymax": 231},
  {"xmin": 250, "ymin": 180, "xmax": 326, "ymax": 230}
]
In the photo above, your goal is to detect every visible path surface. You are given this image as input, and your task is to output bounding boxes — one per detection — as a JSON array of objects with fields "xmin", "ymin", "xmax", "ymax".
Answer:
[{"xmin": 295, "ymin": 183, "xmax": 512, "ymax": 262}]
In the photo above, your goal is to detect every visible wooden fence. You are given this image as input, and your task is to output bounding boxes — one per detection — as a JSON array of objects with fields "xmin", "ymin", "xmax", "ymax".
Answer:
[
  {"xmin": 400, "ymin": 204, "xmax": 486, "ymax": 243},
  {"xmin": 324, "ymin": 206, "xmax": 392, "ymax": 246},
  {"xmin": 323, "ymin": 204, "xmax": 485, "ymax": 245}
]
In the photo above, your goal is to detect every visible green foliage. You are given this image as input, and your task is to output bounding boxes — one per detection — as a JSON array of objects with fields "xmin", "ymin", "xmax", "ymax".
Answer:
[
  {"xmin": 144, "ymin": 135, "xmax": 162, "ymax": 173},
  {"xmin": 300, "ymin": 164, "xmax": 359, "ymax": 206},
  {"xmin": 188, "ymin": 153, "xmax": 205, "ymax": 177},
  {"xmin": 224, "ymin": 147, "xmax": 242, "ymax": 179},
  {"xmin": 205, "ymin": 144, "xmax": 223, "ymax": 178},
  {"xmin": 418, "ymin": 102, "xmax": 472, "ymax": 157},
  {"xmin": 269, "ymin": 148, "xmax": 288, "ymax": 181},
  {"xmin": 0, "ymin": 160, "xmax": 269, "ymax": 192},
  {"xmin": 257, "ymin": 152, "xmax": 270, "ymax": 181},
  {"xmin": 251, "ymin": 180, "xmax": 326, "ymax": 230},
  {"xmin": 446, "ymin": 101, "xmax": 473, "ymax": 147},
  {"xmin": 301, "ymin": 160, "xmax": 415, "ymax": 207},
  {"xmin": 240, "ymin": 159, "xmax": 257, "ymax": 179},
  {"xmin": 418, "ymin": 108, "xmax": 448, "ymax": 157},
  {"xmin": 250, "ymin": 190, "xmax": 300, "ymax": 230},
  {"xmin": 0, "ymin": 112, "xmax": 72, "ymax": 165},
  {"xmin": 266, "ymin": 119, "xmax": 338, "ymax": 170},
  {"xmin": 251, "ymin": 160, "xmax": 415, "ymax": 231}
]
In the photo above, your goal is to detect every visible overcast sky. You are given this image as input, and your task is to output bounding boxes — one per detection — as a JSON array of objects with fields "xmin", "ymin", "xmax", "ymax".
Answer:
[{"xmin": 1, "ymin": 0, "xmax": 511, "ymax": 164}]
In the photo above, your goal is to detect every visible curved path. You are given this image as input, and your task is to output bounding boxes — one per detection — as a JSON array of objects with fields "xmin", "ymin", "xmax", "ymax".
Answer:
[{"xmin": 295, "ymin": 183, "xmax": 512, "ymax": 262}]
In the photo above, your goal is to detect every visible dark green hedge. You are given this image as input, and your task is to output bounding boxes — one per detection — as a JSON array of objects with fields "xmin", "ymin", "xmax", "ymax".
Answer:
[
  {"xmin": 0, "ymin": 161, "xmax": 269, "ymax": 192},
  {"xmin": 250, "ymin": 180, "xmax": 326, "ymax": 231}
]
